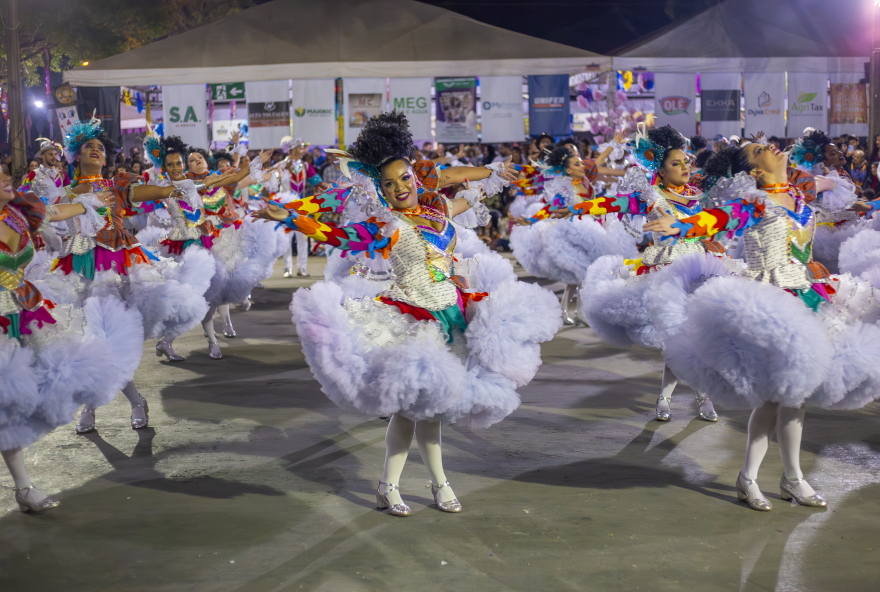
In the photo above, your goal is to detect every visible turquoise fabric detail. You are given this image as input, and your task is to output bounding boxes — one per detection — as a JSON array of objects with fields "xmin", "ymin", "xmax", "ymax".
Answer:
[
  {"xmin": 430, "ymin": 304, "xmax": 468, "ymax": 344},
  {"xmin": 72, "ymin": 251, "xmax": 96, "ymax": 281},
  {"xmin": 793, "ymin": 287, "xmax": 825, "ymax": 312},
  {"xmin": 3, "ymin": 313, "xmax": 20, "ymax": 341}
]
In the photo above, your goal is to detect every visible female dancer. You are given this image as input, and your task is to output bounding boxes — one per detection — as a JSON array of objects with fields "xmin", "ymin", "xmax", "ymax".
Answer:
[
  {"xmin": 1, "ymin": 174, "xmax": 143, "ymax": 511},
  {"xmin": 184, "ymin": 147, "xmax": 276, "ymax": 336},
  {"xmin": 254, "ymin": 112, "xmax": 561, "ymax": 516},
  {"xmin": 567, "ymin": 125, "xmax": 725, "ymax": 421},
  {"xmin": 146, "ymin": 133, "xmax": 273, "ymax": 359},
  {"xmin": 40, "ymin": 118, "xmax": 214, "ymax": 433},
  {"xmin": 511, "ymin": 132, "xmax": 637, "ymax": 325},
  {"xmin": 644, "ymin": 141, "xmax": 880, "ymax": 511},
  {"xmin": 789, "ymin": 129, "xmax": 864, "ymax": 273},
  {"xmin": 276, "ymin": 139, "xmax": 325, "ymax": 278}
]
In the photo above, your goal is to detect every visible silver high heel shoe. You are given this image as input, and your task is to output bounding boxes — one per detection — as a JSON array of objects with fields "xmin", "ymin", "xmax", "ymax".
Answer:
[
  {"xmin": 297, "ymin": 267, "xmax": 310, "ymax": 277},
  {"xmin": 223, "ymin": 322, "xmax": 236, "ymax": 338},
  {"xmin": 15, "ymin": 486, "xmax": 60, "ymax": 513},
  {"xmin": 155, "ymin": 340, "xmax": 184, "ymax": 362},
  {"xmin": 208, "ymin": 340, "xmax": 223, "ymax": 359},
  {"xmin": 131, "ymin": 395, "xmax": 149, "ymax": 430},
  {"xmin": 780, "ymin": 473, "xmax": 827, "ymax": 507},
  {"xmin": 736, "ymin": 472, "xmax": 772, "ymax": 511},
  {"xmin": 75, "ymin": 407, "xmax": 96, "ymax": 434},
  {"xmin": 655, "ymin": 396, "xmax": 671, "ymax": 422},
  {"xmin": 283, "ymin": 269, "xmax": 293, "ymax": 278},
  {"xmin": 431, "ymin": 481, "xmax": 462, "ymax": 513},
  {"xmin": 376, "ymin": 482, "xmax": 411, "ymax": 517},
  {"xmin": 695, "ymin": 395, "xmax": 718, "ymax": 422}
]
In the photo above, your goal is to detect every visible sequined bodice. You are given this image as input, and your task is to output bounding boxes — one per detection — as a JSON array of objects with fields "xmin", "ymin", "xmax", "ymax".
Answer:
[
  {"xmin": 740, "ymin": 189, "xmax": 817, "ymax": 290},
  {"xmin": 642, "ymin": 193, "xmax": 711, "ymax": 267},
  {"xmin": 412, "ymin": 212, "xmax": 457, "ymax": 278},
  {"xmin": 0, "ymin": 206, "xmax": 34, "ymax": 291}
]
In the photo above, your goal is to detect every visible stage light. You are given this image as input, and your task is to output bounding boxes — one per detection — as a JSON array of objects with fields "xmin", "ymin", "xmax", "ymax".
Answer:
[
  {"xmin": 81, "ymin": 61, "xmax": 89, "ymax": 66},
  {"xmin": 34, "ymin": 100, "xmax": 44, "ymax": 108}
]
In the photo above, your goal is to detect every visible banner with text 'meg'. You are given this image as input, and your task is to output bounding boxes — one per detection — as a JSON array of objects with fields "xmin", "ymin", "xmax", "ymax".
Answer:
[{"xmin": 389, "ymin": 78, "xmax": 432, "ymax": 144}]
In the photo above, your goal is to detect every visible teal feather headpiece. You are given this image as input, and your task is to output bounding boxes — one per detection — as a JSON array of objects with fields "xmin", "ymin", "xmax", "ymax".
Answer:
[{"xmin": 63, "ymin": 111, "xmax": 104, "ymax": 160}]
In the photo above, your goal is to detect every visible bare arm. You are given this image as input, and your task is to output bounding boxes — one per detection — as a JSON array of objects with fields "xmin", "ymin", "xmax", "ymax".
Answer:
[
  {"xmin": 437, "ymin": 157, "xmax": 517, "ymax": 188},
  {"xmin": 597, "ymin": 166, "xmax": 626, "ymax": 177},
  {"xmin": 449, "ymin": 197, "xmax": 470, "ymax": 218},
  {"xmin": 47, "ymin": 203, "xmax": 86, "ymax": 221},
  {"xmin": 131, "ymin": 184, "xmax": 176, "ymax": 203}
]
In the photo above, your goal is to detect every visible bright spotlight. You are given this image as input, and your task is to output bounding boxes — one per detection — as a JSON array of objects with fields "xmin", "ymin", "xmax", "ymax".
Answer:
[{"xmin": 34, "ymin": 100, "xmax": 44, "ymax": 108}]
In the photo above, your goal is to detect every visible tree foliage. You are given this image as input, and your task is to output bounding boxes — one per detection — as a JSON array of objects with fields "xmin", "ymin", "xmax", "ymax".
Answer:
[{"xmin": 0, "ymin": 0, "xmax": 262, "ymax": 85}]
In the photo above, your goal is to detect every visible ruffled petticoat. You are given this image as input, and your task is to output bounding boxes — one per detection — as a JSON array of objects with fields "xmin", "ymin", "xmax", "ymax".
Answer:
[
  {"xmin": 510, "ymin": 204, "xmax": 639, "ymax": 286},
  {"xmin": 192, "ymin": 216, "xmax": 280, "ymax": 307},
  {"xmin": 650, "ymin": 252, "xmax": 880, "ymax": 412},
  {"xmin": 291, "ymin": 251, "xmax": 561, "ymax": 428},
  {"xmin": 42, "ymin": 235, "xmax": 213, "ymax": 342},
  {"xmin": 0, "ymin": 295, "xmax": 143, "ymax": 450}
]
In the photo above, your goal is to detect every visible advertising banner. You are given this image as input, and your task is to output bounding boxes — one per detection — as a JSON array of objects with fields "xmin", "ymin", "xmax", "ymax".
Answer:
[
  {"xmin": 245, "ymin": 80, "xmax": 290, "ymax": 149},
  {"xmin": 527, "ymin": 75, "xmax": 570, "ymax": 137},
  {"xmin": 435, "ymin": 77, "xmax": 478, "ymax": 143},
  {"xmin": 830, "ymin": 73, "xmax": 867, "ymax": 137},
  {"xmin": 480, "ymin": 76, "xmax": 525, "ymax": 143},
  {"xmin": 388, "ymin": 77, "xmax": 432, "ymax": 143},
  {"xmin": 290, "ymin": 79, "xmax": 336, "ymax": 146},
  {"xmin": 162, "ymin": 84, "xmax": 208, "ymax": 149},
  {"xmin": 743, "ymin": 72, "xmax": 785, "ymax": 138},
  {"xmin": 653, "ymin": 73, "xmax": 696, "ymax": 136},
  {"xmin": 344, "ymin": 78, "xmax": 386, "ymax": 147},
  {"xmin": 787, "ymin": 72, "xmax": 828, "ymax": 137},
  {"xmin": 700, "ymin": 73, "xmax": 741, "ymax": 139}
]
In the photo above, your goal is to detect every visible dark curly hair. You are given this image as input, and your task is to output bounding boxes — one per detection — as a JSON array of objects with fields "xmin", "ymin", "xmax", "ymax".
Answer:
[
  {"xmin": 546, "ymin": 146, "xmax": 576, "ymax": 171},
  {"xmin": 690, "ymin": 135, "xmax": 708, "ymax": 151},
  {"xmin": 348, "ymin": 111, "xmax": 415, "ymax": 169},
  {"xmin": 648, "ymin": 125, "xmax": 686, "ymax": 168},
  {"xmin": 161, "ymin": 136, "xmax": 189, "ymax": 168},
  {"xmin": 187, "ymin": 147, "xmax": 216, "ymax": 170},
  {"xmin": 212, "ymin": 151, "xmax": 234, "ymax": 169},
  {"xmin": 695, "ymin": 150, "xmax": 713, "ymax": 169},
  {"xmin": 804, "ymin": 129, "xmax": 833, "ymax": 151},
  {"xmin": 703, "ymin": 145, "xmax": 755, "ymax": 179}
]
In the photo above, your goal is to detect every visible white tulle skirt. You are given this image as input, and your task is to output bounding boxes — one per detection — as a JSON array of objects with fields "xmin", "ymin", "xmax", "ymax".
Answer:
[
  {"xmin": 0, "ymin": 296, "xmax": 143, "ymax": 450},
  {"xmin": 290, "ymin": 251, "xmax": 561, "ymax": 428},
  {"xmin": 510, "ymin": 213, "xmax": 639, "ymax": 286},
  {"xmin": 650, "ymin": 253, "xmax": 880, "ymax": 411}
]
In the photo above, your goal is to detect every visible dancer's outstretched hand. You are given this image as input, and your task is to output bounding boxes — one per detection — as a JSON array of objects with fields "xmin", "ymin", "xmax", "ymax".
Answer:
[{"xmin": 252, "ymin": 203, "xmax": 289, "ymax": 222}]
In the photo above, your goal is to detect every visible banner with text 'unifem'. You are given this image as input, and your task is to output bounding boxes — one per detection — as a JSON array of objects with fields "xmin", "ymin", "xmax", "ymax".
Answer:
[
  {"xmin": 700, "ymin": 73, "xmax": 741, "ymax": 139},
  {"xmin": 162, "ymin": 84, "xmax": 209, "ymax": 149},
  {"xmin": 290, "ymin": 79, "xmax": 337, "ymax": 146},
  {"xmin": 787, "ymin": 72, "xmax": 828, "ymax": 137},
  {"xmin": 388, "ymin": 78, "xmax": 432, "ymax": 144},
  {"xmin": 343, "ymin": 78, "xmax": 386, "ymax": 148},
  {"xmin": 743, "ymin": 73, "xmax": 785, "ymax": 139},
  {"xmin": 652, "ymin": 73, "xmax": 696, "ymax": 136},
  {"xmin": 480, "ymin": 76, "xmax": 525, "ymax": 143},
  {"xmin": 245, "ymin": 80, "xmax": 290, "ymax": 150},
  {"xmin": 527, "ymin": 75, "xmax": 569, "ymax": 138}
]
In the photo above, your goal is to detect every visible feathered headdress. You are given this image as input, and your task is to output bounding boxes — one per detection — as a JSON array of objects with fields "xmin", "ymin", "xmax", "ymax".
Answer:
[
  {"xmin": 789, "ymin": 133, "xmax": 826, "ymax": 172},
  {"xmin": 629, "ymin": 122, "xmax": 666, "ymax": 183},
  {"xmin": 325, "ymin": 148, "xmax": 387, "ymax": 207},
  {"xmin": 63, "ymin": 110, "xmax": 103, "ymax": 160},
  {"xmin": 144, "ymin": 123, "xmax": 165, "ymax": 169}
]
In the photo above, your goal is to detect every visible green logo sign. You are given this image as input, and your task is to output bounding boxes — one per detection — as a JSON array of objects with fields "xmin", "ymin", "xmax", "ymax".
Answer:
[
  {"xmin": 169, "ymin": 106, "xmax": 199, "ymax": 123},
  {"xmin": 392, "ymin": 96, "xmax": 428, "ymax": 113},
  {"xmin": 790, "ymin": 90, "xmax": 823, "ymax": 115},
  {"xmin": 294, "ymin": 106, "xmax": 305, "ymax": 117},
  {"xmin": 210, "ymin": 83, "xmax": 245, "ymax": 101}
]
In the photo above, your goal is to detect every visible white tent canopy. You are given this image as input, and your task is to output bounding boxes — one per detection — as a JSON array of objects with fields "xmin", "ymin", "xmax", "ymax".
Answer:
[
  {"xmin": 613, "ymin": 0, "xmax": 869, "ymax": 73},
  {"xmin": 64, "ymin": 0, "xmax": 609, "ymax": 87}
]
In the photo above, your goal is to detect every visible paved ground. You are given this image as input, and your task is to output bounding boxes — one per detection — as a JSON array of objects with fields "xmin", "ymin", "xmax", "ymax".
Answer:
[{"xmin": 1, "ymin": 256, "xmax": 879, "ymax": 592}]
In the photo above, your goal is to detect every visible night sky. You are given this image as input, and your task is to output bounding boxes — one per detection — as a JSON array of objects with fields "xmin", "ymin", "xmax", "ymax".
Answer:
[{"xmin": 414, "ymin": 0, "xmax": 708, "ymax": 55}]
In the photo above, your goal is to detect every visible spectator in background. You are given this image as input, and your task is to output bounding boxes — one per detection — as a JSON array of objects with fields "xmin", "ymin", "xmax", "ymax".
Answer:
[
  {"xmin": 767, "ymin": 136, "xmax": 782, "ymax": 150},
  {"xmin": 869, "ymin": 135, "xmax": 880, "ymax": 165},
  {"xmin": 493, "ymin": 143, "xmax": 511, "ymax": 163},
  {"xmin": 848, "ymin": 149, "xmax": 868, "ymax": 188},
  {"xmin": 510, "ymin": 145, "xmax": 524, "ymax": 165},
  {"xmin": 116, "ymin": 163, "xmax": 129, "ymax": 175},
  {"xmin": 130, "ymin": 161, "xmax": 143, "ymax": 175},
  {"xmin": 319, "ymin": 150, "xmax": 343, "ymax": 185},
  {"xmin": 103, "ymin": 160, "xmax": 117, "ymax": 180},
  {"xmin": 527, "ymin": 138, "xmax": 541, "ymax": 162},
  {"xmin": 536, "ymin": 133, "xmax": 554, "ymax": 153},
  {"xmin": 311, "ymin": 146, "xmax": 325, "ymax": 169},
  {"xmin": 22, "ymin": 159, "xmax": 39, "ymax": 187},
  {"xmin": 422, "ymin": 141, "xmax": 433, "ymax": 152},
  {"xmin": 481, "ymin": 144, "xmax": 496, "ymax": 165}
]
